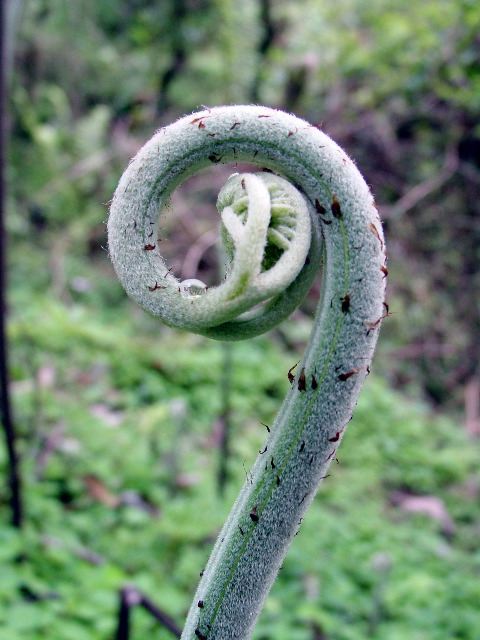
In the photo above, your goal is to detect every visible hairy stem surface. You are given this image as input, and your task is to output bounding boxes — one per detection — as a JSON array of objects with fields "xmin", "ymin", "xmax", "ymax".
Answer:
[{"xmin": 108, "ymin": 105, "xmax": 387, "ymax": 640}]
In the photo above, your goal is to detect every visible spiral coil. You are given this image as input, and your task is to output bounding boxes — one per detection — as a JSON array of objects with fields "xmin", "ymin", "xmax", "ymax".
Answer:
[{"xmin": 108, "ymin": 105, "xmax": 387, "ymax": 640}]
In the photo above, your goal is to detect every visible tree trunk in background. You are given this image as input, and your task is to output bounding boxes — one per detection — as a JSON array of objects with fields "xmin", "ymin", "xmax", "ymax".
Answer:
[
  {"xmin": 156, "ymin": 0, "xmax": 187, "ymax": 116},
  {"xmin": 250, "ymin": 0, "xmax": 277, "ymax": 103},
  {"xmin": 0, "ymin": 0, "xmax": 23, "ymax": 529}
]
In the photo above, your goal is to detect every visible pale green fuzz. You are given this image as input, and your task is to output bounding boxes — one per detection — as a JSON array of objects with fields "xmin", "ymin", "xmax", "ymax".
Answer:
[{"xmin": 108, "ymin": 105, "xmax": 387, "ymax": 640}]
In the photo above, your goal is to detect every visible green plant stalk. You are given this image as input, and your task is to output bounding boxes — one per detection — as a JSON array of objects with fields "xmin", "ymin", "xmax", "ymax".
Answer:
[{"xmin": 108, "ymin": 105, "xmax": 387, "ymax": 640}]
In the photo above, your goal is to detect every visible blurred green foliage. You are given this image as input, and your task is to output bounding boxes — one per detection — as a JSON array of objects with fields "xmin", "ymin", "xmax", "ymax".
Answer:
[
  {"xmin": 2, "ymin": 275, "xmax": 480, "ymax": 638},
  {"xmin": 2, "ymin": 0, "xmax": 480, "ymax": 638},
  {"xmin": 9, "ymin": 0, "xmax": 480, "ymax": 407}
]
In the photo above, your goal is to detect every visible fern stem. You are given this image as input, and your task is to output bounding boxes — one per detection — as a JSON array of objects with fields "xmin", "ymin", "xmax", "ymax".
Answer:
[{"xmin": 108, "ymin": 105, "xmax": 387, "ymax": 640}]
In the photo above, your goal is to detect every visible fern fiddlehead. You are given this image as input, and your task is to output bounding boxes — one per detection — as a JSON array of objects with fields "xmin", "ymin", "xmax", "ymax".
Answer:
[{"xmin": 108, "ymin": 105, "xmax": 387, "ymax": 640}]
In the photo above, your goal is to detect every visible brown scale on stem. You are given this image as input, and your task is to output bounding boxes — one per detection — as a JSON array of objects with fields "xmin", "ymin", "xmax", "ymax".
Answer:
[
  {"xmin": 341, "ymin": 293, "xmax": 351, "ymax": 313},
  {"xmin": 315, "ymin": 199, "xmax": 326, "ymax": 214},
  {"xmin": 337, "ymin": 367, "xmax": 362, "ymax": 381},
  {"xmin": 148, "ymin": 282, "xmax": 166, "ymax": 292},
  {"xmin": 331, "ymin": 197, "xmax": 342, "ymax": 218},
  {"xmin": 288, "ymin": 362, "xmax": 299, "ymax": 384},
  {"xmin": 365, "ymin": 306, "xmax": 393, "ymax": 333},
  {"xmin": 368, "ymin": 222, "xmax": 384, "ymax": 250},
  {"xmin": 250, "ymin": 505, "xmax": 259, "ymax": 522},
  {"xmin": 297, "ymin": 368, "xmax": 306, "ymax": 391}
]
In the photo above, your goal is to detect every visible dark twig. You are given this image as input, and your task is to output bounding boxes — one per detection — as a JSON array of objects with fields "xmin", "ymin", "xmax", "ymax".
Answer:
[
  {"xmin": 156, "ymin": 0, "xmax": 187, "ymax": 116},
  {"xmin": 250, "ymin": 0, "xmax": 277, "ymax": 103},
  {"xmin": 217, "ymin": 342, "xmax": 233, "ymax": 496},
  {"xmin": 115, "ymin": 584, "xmax": 182, "ymax": 640},
  {"xmin": 115, "ymin": 585, "xmax": 137, "ymax": 640},
  {"xmin": 385, "ymin": 143, "xmax": 459, "ymax": 218},
  {"xmin": 0, "ymin": 0, "xmax": 23, "ymax": 529},
  {"xmin": 139, "ymin": 591, "xmax": 182, "ymax": 638}
]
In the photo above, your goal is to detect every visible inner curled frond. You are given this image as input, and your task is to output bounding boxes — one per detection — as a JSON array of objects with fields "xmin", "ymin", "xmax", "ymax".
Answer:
[
  {"xmin": 218, "ymin": 172, "xmax": 306, "ymax": 275},
  {"xmin": 210, "ymin": 172, "xmax": 310, "ymax": 306},
  {"xmin": 160, "ymin": 171, "xmax": 319, "ymax": 340}
]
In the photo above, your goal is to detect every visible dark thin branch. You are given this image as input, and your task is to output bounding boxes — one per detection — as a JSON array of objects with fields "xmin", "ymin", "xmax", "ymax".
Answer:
[
  {"xmin": 138, "ymin": 591, "xmax": 182, "ymax": 638},
  {"xmin": 465, "ymin": 377, "xmax": 480, "ymax": 437},
  {"xmin": 115, "ymin": 585, "xmax": 182, "ymax": 640},
  {"xmin": 250, "ymin": 0, "xmax": 277, "ymax": 103},
  {"xmin": 156, "ymin": 0, "xmax": 187, "ymax": 116},
  {"xmin": 115, "ymin": 585, "xmax": 138, "ymax": 640},
  {"xmin": 0, "ymin": 0, "xmax": 23, "ymax": 529},
  {"xmin": 257, "ymin": 0, "xmax": 276, "ymax": 57},
  {"xmin": 384, "ymin": 143, "xmax": 459, "ymax": 219},
  {"xmin": 217, "ymin": 342, "xmax": 233, "ymax": 496}
]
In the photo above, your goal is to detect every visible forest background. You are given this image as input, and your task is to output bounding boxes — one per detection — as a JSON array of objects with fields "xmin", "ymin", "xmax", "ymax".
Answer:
[{"xmin": 1, "ymin": 1, "xmax": 480, "ymax": 639}]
